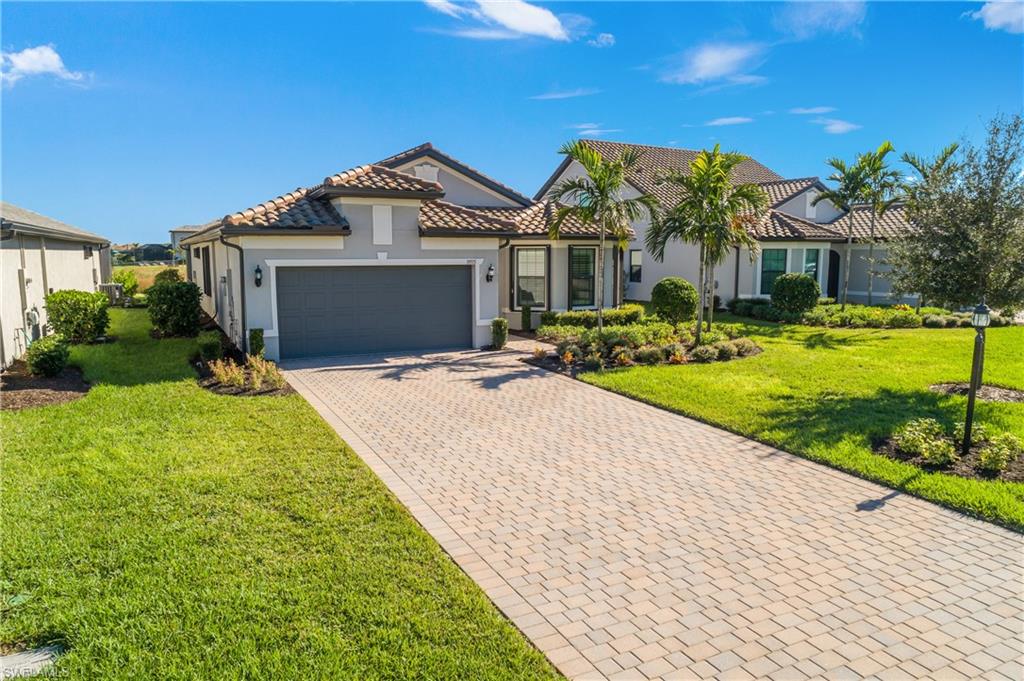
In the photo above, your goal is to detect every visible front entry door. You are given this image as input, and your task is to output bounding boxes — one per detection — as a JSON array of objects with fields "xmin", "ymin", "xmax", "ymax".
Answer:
[{"xmin": 827, "ymin": 250, "xmax": 841, "ymax": 299}]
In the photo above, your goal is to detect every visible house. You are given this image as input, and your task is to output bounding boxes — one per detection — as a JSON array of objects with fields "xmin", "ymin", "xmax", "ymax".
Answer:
[
  {"xmin": 169, "ymin": 225, "xmax": 204, "ymax": 263},
  {"xmin": 180, "ymin": 143, "xmax": 622, "ymax": 361},
  {"xmin": 536, "ymin": 140, "xmax": 914, "ymax": 307},
  {"xmin": 0, "ymin": 202, "xmax": 111, "ymax": 368}
]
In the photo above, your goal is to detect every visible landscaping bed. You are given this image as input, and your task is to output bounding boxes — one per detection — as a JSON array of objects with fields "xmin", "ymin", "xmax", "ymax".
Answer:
[
  {"xmin": 930, "ymin": 382, "xmax": 1024, "ymax": 403},
  {"xmin": 728, "ymin": 297, "xmax": 1017, "ymax": 329},
  {"xmin": 876, "ymin": 437, "xmax": 1024, "ymax": 484},
  {"xmin": 0, "ymin": 360, "xmax": 90, "ymax": 411}
]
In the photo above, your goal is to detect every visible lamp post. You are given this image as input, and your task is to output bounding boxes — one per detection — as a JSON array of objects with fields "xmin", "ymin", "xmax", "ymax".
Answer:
[{"xmin": 961, "ymin": 302, "xmax": 991, "ymax": 456}]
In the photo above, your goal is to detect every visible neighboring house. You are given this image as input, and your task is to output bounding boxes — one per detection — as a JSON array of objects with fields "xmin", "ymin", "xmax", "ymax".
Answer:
[
  {"xmin": 169, "ymin": 226, "xmax": 204, "ymax": 263},
  {"xmin": 536, "ymin": 140, "xmax": 915, "ymax": 306},
  {"xmin": 181, "ymin": 143, "xmax": 622, "ymax": 361},
  {"xmin": 0, "ymin": 202, "xmax": 111, "ymax": 368}
]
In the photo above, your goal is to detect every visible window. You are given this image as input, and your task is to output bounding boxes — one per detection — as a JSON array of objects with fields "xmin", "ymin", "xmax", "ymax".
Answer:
[
  {"xmin": 569, "ymin": 247, "xmax": 596, "ymax": 308},
  {"xmin": 760, "ymin": 249, "xmax": 786, "ymax": 295},
  {"xmin": 83, "ymin": 245, "xmax": 93, "ymax": 259},
  {"xmin": 803, "ymin": 249, "xmax": 819, "ymax": 279},
  {"xmin": 514, "ymin": 247, "xmax": 546, "ymax": 309},
  {"xmin": 201, "ymin": 246, "xmax": 212, "ymax": 296},
  {"xmin": 629, "ymin": 249, "xmax": 643, "ymax": 283},
  {"xmin": 193, "ymin": 247, "xmax": 201, "ymax": 258}
]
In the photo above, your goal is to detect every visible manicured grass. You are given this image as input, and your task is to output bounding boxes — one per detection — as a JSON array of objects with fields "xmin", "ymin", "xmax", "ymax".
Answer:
[
  {"xmin": 583, "ymin": 316, "xmax": 1024, "ymax": 530},
  {"xmin": 113, "ymin": 264, "xmax": 186, "ymax": 291},
  {"xmin": 0, "ymin": 309, "xmax": 559, "ymax": 679}
]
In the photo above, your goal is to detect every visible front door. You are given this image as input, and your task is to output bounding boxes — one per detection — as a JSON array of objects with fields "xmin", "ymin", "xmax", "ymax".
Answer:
[{"xmin": 827, "ymin": 250, "xmax": 841, "ymax": 299}]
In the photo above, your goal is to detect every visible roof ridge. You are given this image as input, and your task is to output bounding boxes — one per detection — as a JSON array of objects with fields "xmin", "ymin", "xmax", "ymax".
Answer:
[
  {"xmin": 582, "ymin": 139, "xmax": 704, "ymax": 154},
  {"xmin": 375, "ymin": 142, "xmax": 434, "ymax": 167},
  {"xmin": 758, "ymin": 176, "xmax": 819, "ymax": 185}
]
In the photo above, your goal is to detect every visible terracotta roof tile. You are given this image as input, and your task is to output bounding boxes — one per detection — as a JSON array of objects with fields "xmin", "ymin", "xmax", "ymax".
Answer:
[
  {"xmin": 419, "ymin": 200, "xmax": 518, "ymax": 235},
  {"xmin": 757, "ymin": 177, "xmax": 820, "ymax": 207},
  {"xmin": 468, "ymin": 201, "xmax": 635, "ymax": 239},
  {"xmin": 222, "ymin": 187, "xmax": 347, "ymax": 228},
  {"xmin": 322, "ymin": 164, "xmax": 442, "ymax": 194},
  {"xmin": 752, "ymin": 210, "xmax": 844, "ymax": 241},
  {"xmin": 831, "ymin": 203, "xmax": 912, "ymax": 240}
]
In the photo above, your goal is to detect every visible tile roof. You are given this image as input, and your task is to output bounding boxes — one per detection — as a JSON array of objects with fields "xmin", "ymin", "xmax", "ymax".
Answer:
[
  {"xmin": 378, "ymin": 142, "xmax": 532, "ymax": 206},
  {"xmin": 752, "ymin": 211, "xmax": 844, "ymax": 241},
  {"xmin": 222, "ymin": 187, "xmax": 347, "ymax": 228},
  {"xmin": 468, "ymin": 201, "xmax": 635, "ymax": 239},
  {"xmin": 757, "ymin": 177, "xmax": 820, "ymax": 207},
  {"xmin": 322, "ymin": 164, "xmax": 443, "ymax": 195},
  {"xmin": 832, "ymin": 203, "xmax": 912, "ymax": 240},
  {"xmin": 536, "ymin": 139, "xmax": 785, "ymax": 204},
  {"xmin": 418, "ymin": 200, "xmax": 518, "ymax": 235},
  {"xmin": 0, "ymin": 201, "xmax": 108, "ymax": 244}
]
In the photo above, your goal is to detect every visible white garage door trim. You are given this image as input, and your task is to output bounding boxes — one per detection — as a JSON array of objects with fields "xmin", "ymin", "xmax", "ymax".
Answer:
[{"xmin": 262, "ymin": 258, "xmax": 487, "ymax": 339}]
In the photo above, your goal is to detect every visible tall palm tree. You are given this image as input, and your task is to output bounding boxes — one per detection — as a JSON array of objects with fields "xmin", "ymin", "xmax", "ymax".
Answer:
[
  {"xmin": 812, "ymin": 158, "xmax": 867, "ymax": 311},
  {"xmin": 547, "ymin": 141, "xmax": 657, "ymax": 332},
  {"xmin": 857, "ymin": 141, "xmax": 902, "ymax": 305},
  {"xmin": 646, "ymin": 145, "xmax": 768, "ymax": 343}
]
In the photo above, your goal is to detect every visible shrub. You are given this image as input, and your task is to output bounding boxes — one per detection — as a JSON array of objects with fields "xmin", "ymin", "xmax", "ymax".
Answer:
[
  {"xmin": 210, "ymin": 358, "xmax": 245, "ymax": 388},
  {"xmin": 716, "ymin": 323, "xmax": 744, "ymax": 339},
  {"xmin": 45, "ymin": 290, "xmax": 109, "ymax": 343},
  {"xmin": 611, "ymin": 347, "xmax": 635, "ymax": 366},
  {"xmin": 583, "ymin": 352, "xmax": 603, "ymax": 371},
  {"xmin": 580, "ymin": 323, "xmax": 676, "ymax": 354},
  {"xmin": 978, "ymin": 434, "xmax": 1022, "ymax": 474},
  {"xmin": 695, "ymin": 329, "xmax": 727, "ymax": 346},
  {"xmin": 771, "ymin": 273, "xmax": 820, "ymax": 313},
  {"xmin": 732, "ymin": 337, "xmax": 759, "ymax": 356},
  {"xmin": 535, "ymin": 325, "xmax": 586, "ymax": 344},
  {"xmin": 689, "ymin": 345, "xmax": 718, "ymax": 363},
  {"xmin": 112, "ymin": 269, "xmax": 139, "ymax": 298},
  {"xmin": 953, "ymin": 422, "xmax": 990, "ymax": 446},
  {"xmin": 198, "ymin": 330, "xmax": 223, "ymax": 361},
  {"xmin": 543, "ymin": 304, "xmax": 646, "ymax": 329},
  {"xmin": 532, "ymin": 346, "xmax": 548, "ymax": 360},
  {"xmin": 923, "ymin": 314, "xmax": 947, "ymax": 328},
  {"xmin": 893, "ymin": 418, "xmax": 946, "ymax": 454},
  {"xmin": 521, "ymin": 305, "xmax": 533, "ymax": 332},
  {"xmin": 557, "ymin": 343, "xmax": 581, "ymax": 364},
  {"xmin": 246, "ymin": 353, "xmax": 284, "ymax": 391},
  {"xmin": 147, "ymin": 282, "xmax": 201, "ymax": 336},
  {"xmin": 888, "ymin": 310, "xmax": 923, "ymax": 328},
  {"xmin": 249, "ymin": 328, "xmax": 265, "ymax": 356},
  {"xmin": 25, "ymin": 335, "xmax": 70, "ymax": 377},
  {"xmin": 131, "ymin": 293, "xmax": 148, "ymax": 307},
  {"xmin": 491, "ymin": 317, "xmax": 508, "ymax": 349},
  {"xmin": 539, "ymin": 310, "xmax": 558, "ymax": 326},
  {"xmin": 635, "ymin": 346, "xmax": 665, "ymax": 365},
  {"xmin": 153, "ymin": 268, "xmax": 182, "ymax": 285},
  {"xmin": 921, "ymin": 439, "xmax": 958, "ymax": 466},
  {"xmin": 651, "ymin": 277, "xmax": 698, "ymax": 324},
  {"xmin": 714, "ymin": 341, "xmax": 738, "ymax": 361}
]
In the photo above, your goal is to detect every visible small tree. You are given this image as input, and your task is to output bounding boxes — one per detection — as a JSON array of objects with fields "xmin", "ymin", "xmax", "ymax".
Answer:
[
  {"xmin": 813, "ymin": 159, "xmax": 867, "ymax": 311},
  {"xmin": 646, "ymin": 145, "xmax": 767, "ymax": 343},
  {"xmin": 856, "ymin": 141, "xmax": 902, "ymax": 305},
  {"xmin": 889, "ymin": 114, "xmax": 1024, "ymax": 310},
  {"xmin": 547, "ymin": 141, "xmax": 657, "ymax": 332}
]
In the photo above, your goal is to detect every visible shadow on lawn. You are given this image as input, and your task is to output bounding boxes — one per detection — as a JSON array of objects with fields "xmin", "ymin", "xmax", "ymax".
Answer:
[{"xmin": 800, "ymin": 330, "xmax": 882, "ymax": 350}]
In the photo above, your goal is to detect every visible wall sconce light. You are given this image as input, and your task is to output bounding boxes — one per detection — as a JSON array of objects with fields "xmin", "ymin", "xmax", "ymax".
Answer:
[
  {"xmin": 254, "ymin": 265, "xmax": 263, "ymax": 287},
  {"xmin": 486, "ymin": 264, "xmax": 495, "ymax": 282}
]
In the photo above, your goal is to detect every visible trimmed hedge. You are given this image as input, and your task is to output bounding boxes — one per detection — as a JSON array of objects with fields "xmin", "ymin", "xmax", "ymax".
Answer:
[
  {"xmin": 770, "ymin": 273, "xmax": 820, "ymax": 313},
  {"xmin": 540, "ymin": 304, "xmax": 646, "ymax": 329},
  {"xmin": 148, "ymin": 281, "xmax": 201, "ymax": 337},
  {"xmin": 26, "ymin": 335, "xmax": 70, "ymax": 377},
  {"xmin": 651, "ymin": 278, "xmax": 698, "ymax": 323},
  {"xmin": 249, "ymin": 328, "xmax": 265, "ymax": 356},
  {"xmin": 45, "ymin": 290, "xmax": 110, "ymax": 343},
  {"xmin": 491, "ymin": 317, "xmax": 509, "ymax": 349}
]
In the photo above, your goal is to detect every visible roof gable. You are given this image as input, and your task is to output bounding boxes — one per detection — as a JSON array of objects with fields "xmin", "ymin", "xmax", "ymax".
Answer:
[{"xmin": 0, "ymin": 201, "xmax": 108, "ymax": 244}]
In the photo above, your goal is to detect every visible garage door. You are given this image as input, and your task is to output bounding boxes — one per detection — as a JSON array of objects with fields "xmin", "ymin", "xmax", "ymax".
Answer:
[{"xmin": 276, "ymin": 266, "xmax": 473, "ymax": 359}]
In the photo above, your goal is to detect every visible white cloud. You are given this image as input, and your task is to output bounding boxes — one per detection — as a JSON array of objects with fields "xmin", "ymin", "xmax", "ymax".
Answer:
[
  {"xmin": 706, "ymin": 116, "xmax": 754, "ymax": 126},
  {"xmin": 569, "ymin": 123, "xmax": 621, "ymax": 137},
  {"xmin": 790, "ymin": 106, "xmax": 837, "ymax": 114},
  {"xmin": 424, "ymin": 0, "xmax": 572, "ymax": 41},
  {"xmin": 812, "ymin": 117, "xmax": 861, "ymax": 134},
  {"xmin": 588, "ymin": 32, "xmax": 616, "ymax": 48},
  {"xmin": 971, "ymin": 2, "xmax": 1024, "ymax": 34},
  {"xmin": 661, "ymin": 42, "xmax": 765, "ymax": 86},
  {"xmin": 1, "ymin": 44, "xmax": 86, "ymax": 87},
  {"xmin": 529, "ymin": 87, "xmax": 601, "ymax": 100},
  {"xmin": 773, "ymin": 1, "xmax": 866, "ymax": 40}
]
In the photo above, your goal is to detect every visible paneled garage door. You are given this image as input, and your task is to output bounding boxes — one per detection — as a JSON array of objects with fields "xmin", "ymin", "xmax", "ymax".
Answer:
[{"xmin": 276, "ymin": 266, "xmax": 473, "ymax": 359}]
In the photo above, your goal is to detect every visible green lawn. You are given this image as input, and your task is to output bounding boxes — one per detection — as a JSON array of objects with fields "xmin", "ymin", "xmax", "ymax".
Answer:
[
  {"xmin": 1, "ymin": 309, "xmax": 559, "ymax": 680},
  {"xmin": 584, "ymin": 316, "xmax": 1024, "ymax": 531}
]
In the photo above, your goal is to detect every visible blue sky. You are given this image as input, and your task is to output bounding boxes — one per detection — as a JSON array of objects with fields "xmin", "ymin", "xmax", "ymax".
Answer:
[{"xmin": 2, "ymin": 1, "xmax": 1022, "ymax": 243}]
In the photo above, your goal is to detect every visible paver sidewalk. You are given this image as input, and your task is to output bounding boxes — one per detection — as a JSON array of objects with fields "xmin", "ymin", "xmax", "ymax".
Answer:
[{"xmin": 284, "ymin": 348, "xmax": 1023, "ymax": 680}]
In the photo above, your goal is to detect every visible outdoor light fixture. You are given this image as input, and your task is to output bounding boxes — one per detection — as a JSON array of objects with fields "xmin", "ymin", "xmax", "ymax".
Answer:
[
  {"xmin": 254, "ymin": 265, "xmax": 263, "ymax": 287},
  {"xmin": 486, "ymin": 263, "xmax": 495, "ymax": 282},
  {"xmin": 962, "ymin": 302, "xmax": 991, "ymax": 456}
]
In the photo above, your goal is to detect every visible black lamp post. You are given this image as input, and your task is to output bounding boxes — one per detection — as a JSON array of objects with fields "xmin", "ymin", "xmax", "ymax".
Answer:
[{"xmin": 961, "ymin": 302, "xmax": 991, "ymax": 456}]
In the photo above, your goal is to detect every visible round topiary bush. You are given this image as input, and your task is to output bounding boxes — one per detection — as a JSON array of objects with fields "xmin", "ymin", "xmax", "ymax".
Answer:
[
  {"xmin": 770, "ymin": 273, "xmax": 820, "ymax": 313},
  {"xmin": 651, "ymin": 277, "xmax": 698, "ymax": 324},
  {"xmin": 26, "ymin": 335, "xmax": 70, "ymax": 377}
]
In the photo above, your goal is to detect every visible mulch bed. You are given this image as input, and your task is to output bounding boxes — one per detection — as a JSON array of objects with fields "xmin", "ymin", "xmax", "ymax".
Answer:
[
  {"xmin": 0, "ymin": 360, "xmax": 90, "ymax": 411},
  {"xmin": 930, "ymin": 382, "xmax": 1024, "ymax": 403},
  {"xmin": 192, "ymin": 357, "xmax": 294, "ymax": 398},
  {"xmin": 874, "ymin": 437, "xmax": 1024, "ymax": 483}
]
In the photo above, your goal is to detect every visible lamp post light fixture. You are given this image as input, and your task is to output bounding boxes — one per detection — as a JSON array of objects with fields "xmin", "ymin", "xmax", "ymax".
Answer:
[
  {"xmin": 486, "ymin": 263, "xmax": 495, "ymax": 282},
  {"xmin": 961, "ymin": 302, "xmax": 991, "ymax": 456},
  {"xmin": 254, "ymin": 265, "xmax": 263, "ymax": 287}
]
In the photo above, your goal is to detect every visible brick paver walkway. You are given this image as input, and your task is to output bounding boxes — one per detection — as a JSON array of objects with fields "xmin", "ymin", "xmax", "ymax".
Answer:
[{"xmin": 284, "ymin": 348, "xmax": 1023, "ymax": 680}]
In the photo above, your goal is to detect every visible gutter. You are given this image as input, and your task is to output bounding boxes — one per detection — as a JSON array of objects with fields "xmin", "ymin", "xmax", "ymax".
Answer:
[{"xmin": 219, "ymin": 235, "xmax": 248, "ymax": 354}]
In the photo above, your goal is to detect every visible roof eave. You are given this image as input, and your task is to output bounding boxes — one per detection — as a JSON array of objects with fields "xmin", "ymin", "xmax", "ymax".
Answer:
[
  {"xmin": 309, "ymin": 186, "xmax": 444, "ymax": 201},
  {"xmin": 0, "ymin": 219, "xmax": 109, "ymax": 245}
]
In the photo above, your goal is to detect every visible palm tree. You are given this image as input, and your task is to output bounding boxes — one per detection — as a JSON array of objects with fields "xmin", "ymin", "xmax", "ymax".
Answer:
[
  {"xmin": 812, "ymin": 158, "xmax": 867, "ymax": 311},
  {"xmin": 547, "ymin": 141, "xmax": 657, "ymax": 332},
  {"xmin": 646, "ymin": 145, "xmax": 768, "ymax": 343},
  {"xmin": 857, "ymin": 141, "xmax": 902, "ymax": 305}
]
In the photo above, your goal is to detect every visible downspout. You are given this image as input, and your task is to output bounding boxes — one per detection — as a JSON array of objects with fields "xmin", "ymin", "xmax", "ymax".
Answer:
[
  {"xmin": 733, "ymin": 246, "xmax": 740, "ymax": 301},
  {"xmin": 219, "ymin": 235, "xmax": 247, "ymax": 354}
]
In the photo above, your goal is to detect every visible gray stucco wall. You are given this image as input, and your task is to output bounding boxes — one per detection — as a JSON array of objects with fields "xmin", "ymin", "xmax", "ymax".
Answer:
[{"xmin": 392, "ymin": 160, "xmax": 522, "ymax": 208}]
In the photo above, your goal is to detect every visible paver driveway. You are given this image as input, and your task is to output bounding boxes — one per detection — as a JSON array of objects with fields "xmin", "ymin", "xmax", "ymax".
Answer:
[{"xmin": 284, "ymin": 347, "xmax": 1024, "ymax": 680}]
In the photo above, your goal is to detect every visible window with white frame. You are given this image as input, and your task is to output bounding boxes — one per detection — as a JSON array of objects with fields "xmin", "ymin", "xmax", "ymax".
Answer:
[
  {"xmin": 569, "ymin": 247, "xmax": 596, "ymax": 308},
  {"xmin": 629, "ymin": 249, "xmax": 642, "ymax": 283},
  {"xmin": 514, "ymin": 247, "xmax": 546, "ymax": 309},
  {"xmin": 803, "ymin": 249, "xmax": 819, "ymax": 279},
  {"xmin": 760, "ymin": 249, "xmax": 786, "ymax": 295}
]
